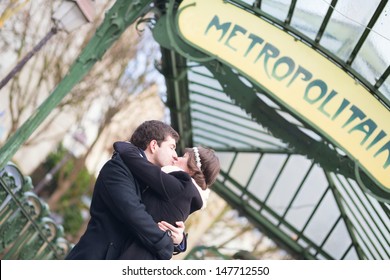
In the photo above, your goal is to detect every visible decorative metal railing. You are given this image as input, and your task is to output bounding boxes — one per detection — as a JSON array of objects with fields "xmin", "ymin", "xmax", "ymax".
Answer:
[
  {"xmin": 184, "ymin": 245, "xmax": 231, "ymax": 260},
  {"xmin": 0, "ymin": 163, "xmax": 71, "ymax": 259}
]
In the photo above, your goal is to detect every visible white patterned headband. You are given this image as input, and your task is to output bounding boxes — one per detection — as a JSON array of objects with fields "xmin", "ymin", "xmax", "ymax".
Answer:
[{"xmin": 193, "ymin": 147, "xmax": 202, "ymax": 170}]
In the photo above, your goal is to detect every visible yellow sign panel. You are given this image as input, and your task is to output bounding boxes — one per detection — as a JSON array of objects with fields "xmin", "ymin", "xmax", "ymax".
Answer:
[{"xmin": 177, "ymin": 0, "xmax": 390, "ymax": 191}]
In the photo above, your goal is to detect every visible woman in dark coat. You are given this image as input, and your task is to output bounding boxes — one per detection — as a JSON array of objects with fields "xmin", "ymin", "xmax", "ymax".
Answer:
[{"xmin": 113, "ymin": 141, "xmax": 220, "ymax": 259}]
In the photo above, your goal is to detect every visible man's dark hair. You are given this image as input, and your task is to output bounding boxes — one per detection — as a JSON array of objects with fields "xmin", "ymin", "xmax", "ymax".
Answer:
[{"xmin": 130, "ymin": 120, "xmax": 180, "ymax": 150}]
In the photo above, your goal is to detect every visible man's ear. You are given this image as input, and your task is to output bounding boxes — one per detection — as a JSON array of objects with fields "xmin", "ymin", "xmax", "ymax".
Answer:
[{"xmin": 149, "ymin": 140, "xmax": 158, "ymax": 153}]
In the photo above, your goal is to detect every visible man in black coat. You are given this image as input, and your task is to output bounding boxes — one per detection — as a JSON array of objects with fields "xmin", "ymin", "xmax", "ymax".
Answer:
[{"xmin": 66, "ymin": 121, "xmax": 184, "ymax": 260}]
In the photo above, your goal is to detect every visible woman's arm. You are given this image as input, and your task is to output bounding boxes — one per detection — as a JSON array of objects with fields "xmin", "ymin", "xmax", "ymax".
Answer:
[{"xmin": 113, "ymin": 141, "xmax": 191, "ymax": 200}]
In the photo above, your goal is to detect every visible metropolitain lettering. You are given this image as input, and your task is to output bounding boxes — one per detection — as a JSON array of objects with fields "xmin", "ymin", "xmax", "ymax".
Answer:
[{"xmin": 204, "ymin": 15, "xmax": 390, "ymax": 170}]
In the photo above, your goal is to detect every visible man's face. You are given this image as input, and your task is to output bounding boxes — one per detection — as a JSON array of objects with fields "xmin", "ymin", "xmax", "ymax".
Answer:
[{"xmin": 153, "ymin": 135, "xmax": 178, "ymax": 167}]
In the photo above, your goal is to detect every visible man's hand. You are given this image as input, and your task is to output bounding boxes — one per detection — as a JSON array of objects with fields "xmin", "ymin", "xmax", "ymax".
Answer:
[{"xmin": 158, "ymin": 221, "xmax": 185, "ymax": 245}]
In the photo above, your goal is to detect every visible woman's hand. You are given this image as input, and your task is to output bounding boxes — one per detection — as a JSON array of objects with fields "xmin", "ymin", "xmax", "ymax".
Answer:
[{"xmin": 158, "ymin": 221, "xmax": 185, "ymax": 245}]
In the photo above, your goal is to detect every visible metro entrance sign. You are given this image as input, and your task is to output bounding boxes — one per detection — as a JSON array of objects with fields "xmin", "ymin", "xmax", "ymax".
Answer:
[{"xmin": 176, "ymin": 0, "xmax": 390, "ymax": 193}]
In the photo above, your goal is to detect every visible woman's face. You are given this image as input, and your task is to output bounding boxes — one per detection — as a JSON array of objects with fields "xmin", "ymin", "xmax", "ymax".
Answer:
[{"xmin": 174, "ymin": 152, "xmax": 190, "ymax": 173}]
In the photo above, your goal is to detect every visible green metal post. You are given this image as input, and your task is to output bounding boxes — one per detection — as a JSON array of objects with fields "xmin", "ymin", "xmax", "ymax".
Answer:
[{"xmin": 0, "ymin": 0, "xmax": 153, "ymax": 169}]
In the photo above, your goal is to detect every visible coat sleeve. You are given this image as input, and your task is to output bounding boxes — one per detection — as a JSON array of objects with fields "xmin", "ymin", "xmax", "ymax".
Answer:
[
  {"xmin": 98, "ymin": 157, "xmax": 174, "ymax": 259},
  {"xmin": 113, "ymin": 141, "xmax": 192, "ymax": 201}
]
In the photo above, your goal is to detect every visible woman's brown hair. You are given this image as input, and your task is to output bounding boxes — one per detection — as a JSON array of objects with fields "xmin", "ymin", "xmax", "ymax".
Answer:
[{"xmin": 185, "ymin": 146, "xmax": 220, "ymax": 190}]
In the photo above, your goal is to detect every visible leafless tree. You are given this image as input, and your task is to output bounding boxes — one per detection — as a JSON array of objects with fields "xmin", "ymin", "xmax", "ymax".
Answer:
[{"xmin": 0, "ymin": 1, "xmax": 166, "ymax": 240}]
